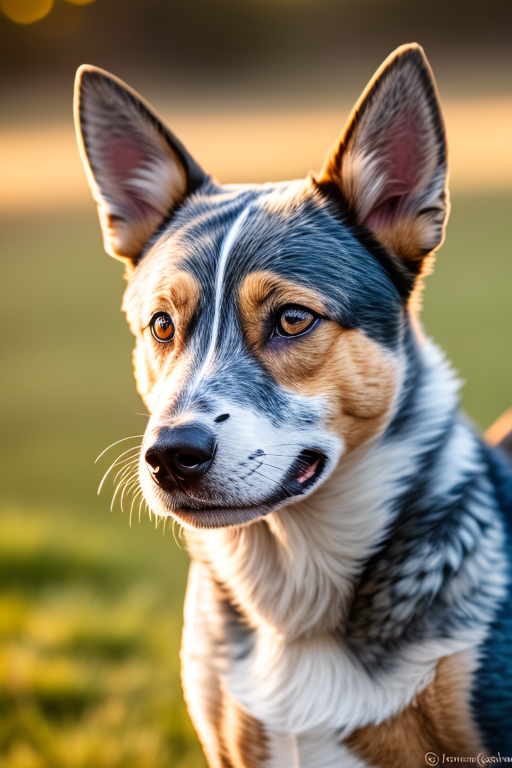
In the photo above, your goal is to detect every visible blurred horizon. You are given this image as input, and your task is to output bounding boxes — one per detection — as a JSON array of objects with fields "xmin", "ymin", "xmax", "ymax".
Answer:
[
  {"xmin": 1, "ymin": 0, "xmax": 512, "ymax": 216},
  {"xmin": 1, "ymin": 0, "xmax": 512, "ymax": 101}
]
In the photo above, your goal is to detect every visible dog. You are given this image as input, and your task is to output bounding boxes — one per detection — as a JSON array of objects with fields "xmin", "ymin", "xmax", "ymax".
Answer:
[{"xmin": 74, "ymin": 44, "xmax": 512, "ymax": 767}]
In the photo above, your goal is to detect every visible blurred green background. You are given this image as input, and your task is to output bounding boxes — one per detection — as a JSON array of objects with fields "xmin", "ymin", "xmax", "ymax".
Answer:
[{"xmin": 0, "ymin": 0, "xmax": 511, "ymax": 766}]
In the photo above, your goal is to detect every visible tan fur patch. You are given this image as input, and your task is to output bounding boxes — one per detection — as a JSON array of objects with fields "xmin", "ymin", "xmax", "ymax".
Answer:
[
  {"xmin": 128, "ymin": 269, "xmax": 199, "ymax": 408},
  {"xmin": 239, "ymin": 271, "xmax": 398, "ymax": 450},
  {"xmin": 138, "ymin": 268, "xmax": 200, "ymax": 336},
  {"xmin": 219, "ymin": 683, "xmax": 270, "ymax": 768},
  {"xmin": 346, "ymin": 651, "xmax": 484, "ymax": 767},
  {"xmin": 100, "ymin": 208, "xmax": 166, "ymax": 263},
  {"xmin": 375, "ymin": 214, "xmax": 444, "ymax": 264},
  {"xmin": 486, "ymin": 406, "xmax": 512, "ymax": 450}
]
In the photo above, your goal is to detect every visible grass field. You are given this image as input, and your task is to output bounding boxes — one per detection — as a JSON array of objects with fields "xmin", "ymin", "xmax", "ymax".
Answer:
[{"xmin": 0, "ymin": 191, "xmax": 511, "ymax": 767}]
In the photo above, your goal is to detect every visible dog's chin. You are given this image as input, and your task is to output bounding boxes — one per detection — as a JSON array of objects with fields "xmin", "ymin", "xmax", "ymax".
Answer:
[
  {"xmin": 150, "ymin": 450, "xmax": 328, "ymax": 530},
  {"xmin": 170, "ymin": 501, "xmax": 278, "ymax": 530}
]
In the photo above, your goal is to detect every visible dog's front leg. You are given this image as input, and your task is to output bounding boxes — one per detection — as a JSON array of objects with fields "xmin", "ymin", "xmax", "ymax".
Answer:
[
  {"xmin": 181, "ymin": 561, "xmax": 228, "ymax": 767},
  {"xmin": 181, "ymin": 562, "xmax": 303, "ymax": 768}
]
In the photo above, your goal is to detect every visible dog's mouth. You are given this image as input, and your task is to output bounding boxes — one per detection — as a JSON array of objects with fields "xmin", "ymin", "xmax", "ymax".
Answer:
[
  {"xmin": 284, "ymin": 449, "xmax": 326, "ymax": 494},
  {"xmin": 170, "ymin": 449, "xmax": 327, "ymax": 528}
]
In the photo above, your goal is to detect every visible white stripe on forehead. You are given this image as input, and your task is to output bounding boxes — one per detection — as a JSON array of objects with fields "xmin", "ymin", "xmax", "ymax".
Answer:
[{"xmin": 191, "ymin": 203, "xmax": 253, "ymax": 391}]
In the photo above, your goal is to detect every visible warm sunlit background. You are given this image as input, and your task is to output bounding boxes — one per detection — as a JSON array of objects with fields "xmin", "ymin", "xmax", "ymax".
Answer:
[{"xmin": 0, "ymin": 1, "xmax": 511, "ymax": 766}]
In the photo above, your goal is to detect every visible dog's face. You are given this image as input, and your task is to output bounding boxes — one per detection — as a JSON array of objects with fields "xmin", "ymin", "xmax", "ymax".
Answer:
[
  {"xmin": 75, "ymin": 44, "xmax": 448, "ymax": 529},
  {"xmin": 121, "ymin": 181, "xmax": 405, "ymax": 528}
]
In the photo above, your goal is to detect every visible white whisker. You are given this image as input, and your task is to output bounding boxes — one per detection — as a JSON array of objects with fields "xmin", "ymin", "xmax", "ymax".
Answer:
[
  {"xmin": 120, "ymin": 475, "xmax": 140, "ymax": 513},
  {"xmin": 255, "ymin": 469, "xmax": 292, "ymax": 500},
  {"xmin": 112, "ymin": 456, "xmax": 139, "ymax": 485},
  {"xmin": 97, "ymin": 445, "xmax": 141, "ymax": 495},
  {"xmin": 171, "ymin": 519, "xmax": 184, "ymax": 549},
  {"xmin": 95, "ymin": 435, "xmax": 144, "ymax": 464},
  {"xmin": 130, "ymin": 487, "xmax": 143, "ymax": 526},
  {"xmin": 111, "ymin": 463, "xmax": 137, "ymax": 497},
  {"xmin": 139, "ymin": 494, "xmax": 146, "ymax": 523},
  {"xmin": 110, "ymin": 472, "xmax": 134, "ymax": 512}
]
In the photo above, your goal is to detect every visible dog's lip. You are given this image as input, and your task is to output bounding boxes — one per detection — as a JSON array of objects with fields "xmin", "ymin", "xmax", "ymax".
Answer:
[{"xmin": 178, "ymin": 495, "xmax": 280, "ymax": 514}]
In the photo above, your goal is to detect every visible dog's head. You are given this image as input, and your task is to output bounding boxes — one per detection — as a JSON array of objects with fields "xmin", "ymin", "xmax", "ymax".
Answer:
[{"xmin": 75, "ymin": 44, "xmax": 448, "ymax": 529}]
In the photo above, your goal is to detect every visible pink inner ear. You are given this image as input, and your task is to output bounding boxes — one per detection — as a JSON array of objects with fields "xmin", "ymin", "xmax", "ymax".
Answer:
[
  {"xmin": 364, "ymin": 109, "xmax": 425, "ymax": 232},
  {"xmin": 107, "ymin": 140, "xmax": 147, "ymax": 182},
  {"xmin": 105, "ymin": 140, "xmax": 160, "ymax": 220}
]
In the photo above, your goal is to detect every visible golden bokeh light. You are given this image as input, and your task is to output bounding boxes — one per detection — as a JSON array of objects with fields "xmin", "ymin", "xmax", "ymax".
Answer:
[
  {"xmin": 0, "ymin": 0, "xmax": 53, "ymax": 23},
  {"xmin": 62, "ymin": 0, "xmax": 97, "ymax": 5}
]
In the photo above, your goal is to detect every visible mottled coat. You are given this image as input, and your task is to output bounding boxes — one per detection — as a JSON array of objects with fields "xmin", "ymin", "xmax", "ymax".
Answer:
[{"xmin": 75, "ymin": 44, "xmax": 512, "ymax": 767}]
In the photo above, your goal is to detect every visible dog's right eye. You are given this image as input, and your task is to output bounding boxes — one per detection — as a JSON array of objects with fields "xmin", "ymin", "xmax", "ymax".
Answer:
[{"xmin": 150, "ymin": 312, "xmax": 175, "ymax": 343}]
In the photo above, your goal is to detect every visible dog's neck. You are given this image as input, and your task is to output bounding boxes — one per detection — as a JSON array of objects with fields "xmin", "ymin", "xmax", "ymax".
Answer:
[{"xmin": 187, "ymin": 335, "xmax": 506, "ymax": 651}]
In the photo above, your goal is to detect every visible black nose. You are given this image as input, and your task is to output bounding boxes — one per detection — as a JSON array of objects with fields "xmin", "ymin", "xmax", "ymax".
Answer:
[{"xmin": 145, "ymin": 424, "xmax": 217, "ymax": 490}]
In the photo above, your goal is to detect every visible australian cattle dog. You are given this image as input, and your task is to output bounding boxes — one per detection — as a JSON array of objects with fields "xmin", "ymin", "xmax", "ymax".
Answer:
[{"xmin": 75, "ymin": 44, "xmax": 512, "ymax": 767}]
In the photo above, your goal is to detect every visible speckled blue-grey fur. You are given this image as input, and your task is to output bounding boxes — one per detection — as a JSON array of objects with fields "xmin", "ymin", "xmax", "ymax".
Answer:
[{"xmin": 472, "ymin": 446, "xmax": 512, "ymax": 750}]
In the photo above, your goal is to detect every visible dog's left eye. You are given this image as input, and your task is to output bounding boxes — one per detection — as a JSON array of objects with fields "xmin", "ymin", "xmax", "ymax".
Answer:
[
  {"xmin": 276, "ymin": 306, "xmax": 317, "ymax": 338},
  {"xmin": 150, "ymin": 312, "xmax": 175, "ymax": 343}
]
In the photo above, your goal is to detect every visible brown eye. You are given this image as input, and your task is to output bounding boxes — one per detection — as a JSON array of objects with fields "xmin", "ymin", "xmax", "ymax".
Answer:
[
  {"xmin": 276, "ymin": 306, "xmax": 317, "ymax": 338},
  {"xmin": 150, "ymin": 312, "xmax": 175, "ymax": 343}
]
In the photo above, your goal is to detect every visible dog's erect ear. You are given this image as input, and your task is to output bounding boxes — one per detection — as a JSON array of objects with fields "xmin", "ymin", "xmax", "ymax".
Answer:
[
  {"xmin": 74, "ymin": 66, "xmax": 207, "ymax": 265},
  {"xmin": 317, "ymin": 44, "xmax": 449, "ymax": 269}
]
